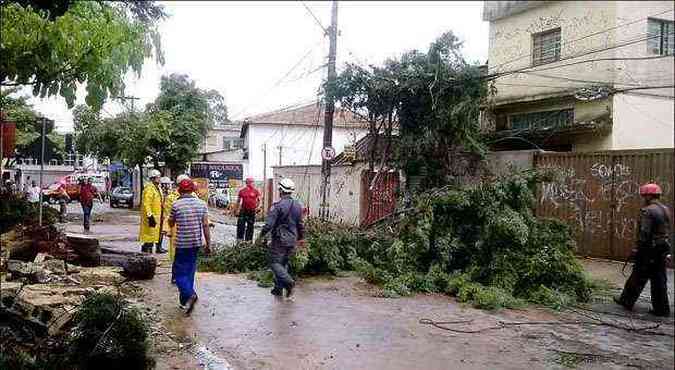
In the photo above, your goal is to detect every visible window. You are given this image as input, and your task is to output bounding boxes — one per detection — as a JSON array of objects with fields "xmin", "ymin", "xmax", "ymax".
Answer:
[
  {"xmin": 207, "ymin": 135, "xmax": 218, "ymax": 146},
  {"xmin": 509, "ymin": 109, "xmax": 574, "ymax": 131},
  {"xmin": 223, "ymin": 137, "xmax": 243, "ymax": 151},
  {"xmin": 648, "ymin": 18, "xmax": 674, "ymax": 56},
  {"xmin": 532, "ymin": 28, "xmax": 561, "ymax": 66}
]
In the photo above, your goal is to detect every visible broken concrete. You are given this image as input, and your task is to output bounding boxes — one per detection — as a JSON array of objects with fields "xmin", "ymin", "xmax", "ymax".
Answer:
[
  {"xmin": 1, "ymin": 282, "xmax": 88, "ymax": 335},
  {"xmin": 6, "ymin": 259, "xmax": 52, "ymax": 284}
]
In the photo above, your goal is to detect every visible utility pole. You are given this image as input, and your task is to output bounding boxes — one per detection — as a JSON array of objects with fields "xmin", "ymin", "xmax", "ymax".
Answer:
[
  {"xmin": 38, "ymin": 117, "xmax": 47, "ymax": 226},
  {"xmin": 319, "ymin": 0, "xmax": 338, "ymax": 221},
  {"xmin": 262, "ymin": 143, "xmax": 267, "ymax": 209},
  {"xmin": 0, "ymin": 117, "xmax": 4, "ymax": 181},
  {"xmin": 277, "ymin": 145, "xmax": 283, "ymax": 166}
]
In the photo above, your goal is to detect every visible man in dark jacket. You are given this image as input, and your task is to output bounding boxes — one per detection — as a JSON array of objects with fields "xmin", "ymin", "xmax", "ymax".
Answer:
[
  {"xmin": 258, "ymin": 178, "xmax": 305, "ymax": 298},
  {"xmin": 615, "ymin": 183, "xmax": 673, "ymax": 317}
]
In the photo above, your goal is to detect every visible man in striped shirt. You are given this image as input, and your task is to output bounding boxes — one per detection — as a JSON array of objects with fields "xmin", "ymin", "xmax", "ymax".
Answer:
[{"xmin": 168, "ymin": 177, "xmax": 211, "ymax": 315}]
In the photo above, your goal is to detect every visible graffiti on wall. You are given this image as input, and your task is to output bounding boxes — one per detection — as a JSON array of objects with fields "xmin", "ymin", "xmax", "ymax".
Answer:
[{"xmin": 538, "ymin": 154, "xmax": 672, "ymax": 259}]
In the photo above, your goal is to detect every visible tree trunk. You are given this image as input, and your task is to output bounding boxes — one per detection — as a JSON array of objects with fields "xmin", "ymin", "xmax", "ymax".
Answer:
[
  {"xmin": 66, "ymin": 234, "xmax": 101, "ymax": 267},
  {"xmin": 100, "ymin": 247, "xmax": 157, "ymax": 280}
]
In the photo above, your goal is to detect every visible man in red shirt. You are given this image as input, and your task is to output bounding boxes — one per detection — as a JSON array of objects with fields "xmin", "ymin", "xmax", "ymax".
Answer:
[
  {"xmin": 79, "ymin": 177, "xmax": 98, "ymax": 232},
  {"xmin": 236, "ymin": 177, "xmax": 260, "ymax": 241}
]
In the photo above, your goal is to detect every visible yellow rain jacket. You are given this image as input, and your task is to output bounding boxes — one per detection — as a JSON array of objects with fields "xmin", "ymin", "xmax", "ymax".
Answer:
[
  {"xmin": 163, "ymin": 190, "xmax": 180, "ymax": 262},
  {"xmin": 139, "ymin": 182, "xmax": 163, "ymax": 243}
]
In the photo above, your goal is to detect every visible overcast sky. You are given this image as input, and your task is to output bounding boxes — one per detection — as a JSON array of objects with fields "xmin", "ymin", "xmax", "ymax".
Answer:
[{"xmin": 25, "ymin": 1, "xmax": 489, "ymax": 132}]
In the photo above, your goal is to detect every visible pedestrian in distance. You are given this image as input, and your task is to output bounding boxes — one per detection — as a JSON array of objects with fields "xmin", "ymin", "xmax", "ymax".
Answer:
[
  {"xmin": 257, "ymin": 178, "xmax": 305, "ymax": 299},
  {"xmin": 55, "ymin": 181, "xmax": 70, "ymax": 223},
  {"xmin": 79, "ymin": 177, "xmax": 98, "ymax": 232},
  {"xmin": 236, "ymin": 177, "xmax": 261, "ymax": 242},
  {"xmin": 139, "ymin": 169, "xmax": 167, "ymax": 254},
  {"xmin": 27, "ymin": 181, "xmax": 41, "ymax": 205},
  {"xmin": 168, "ymin": 177, "xmax": 211, "ymax": 315},
  {"xmin": 615, "ymin": 183, "xmax": 673, "ymax": 317}
]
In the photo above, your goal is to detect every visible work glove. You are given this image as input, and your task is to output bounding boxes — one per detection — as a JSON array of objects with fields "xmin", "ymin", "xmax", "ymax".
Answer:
[{"xmin": 147, "ymin": 215, "xmax": 157, "ymax": 228}]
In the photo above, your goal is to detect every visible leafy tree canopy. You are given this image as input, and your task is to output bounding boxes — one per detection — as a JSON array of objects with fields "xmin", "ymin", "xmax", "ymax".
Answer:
[
  {"xmin": 73, "ymin": 74, "xmax": 228, "ymax": 174},
  {"xmin": 0, "ymin": 87, "xmax": 64, "ymax": 159},
  {"xmin": 332, "ymin": 31, "xmax": 487, "ymax": 189},
  {"xmin": 1, "ymin": 0, "xmax": 165, "ymax": 110}
]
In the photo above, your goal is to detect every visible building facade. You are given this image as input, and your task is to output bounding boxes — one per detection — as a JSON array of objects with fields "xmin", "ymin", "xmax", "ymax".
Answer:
[
  {"xmin": 483, "ymin": 1, "xmax": 674, "ymax": 152},
  {"xmin": 240, "ymin": 102, "xmax": 369, "ymax": 181}
]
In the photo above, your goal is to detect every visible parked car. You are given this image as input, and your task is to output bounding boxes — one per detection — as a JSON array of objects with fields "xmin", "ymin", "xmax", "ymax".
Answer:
[{"xmin": 110, "ymin": 187, "xmax": 133, "ymax": 208}]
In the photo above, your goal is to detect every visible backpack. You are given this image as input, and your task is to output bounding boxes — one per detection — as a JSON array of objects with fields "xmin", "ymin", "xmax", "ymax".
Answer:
[{"xmin": 275, "ymin": 199, "xmax": 297, "ymax": 248}]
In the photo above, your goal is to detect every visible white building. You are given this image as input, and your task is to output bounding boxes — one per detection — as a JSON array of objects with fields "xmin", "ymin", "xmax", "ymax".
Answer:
[
  {"xmin": 240, "ymin": 102, "xmax": 369, "ymax": 181},
  {"xmin": 483, "ymin": 1, "xmax": 674, "ymax": 152}
]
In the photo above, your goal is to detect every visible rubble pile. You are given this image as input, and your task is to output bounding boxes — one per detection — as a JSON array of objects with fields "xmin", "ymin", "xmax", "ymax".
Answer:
[{"xmin": 1, "ymin": 207, "xmax": 158, "ymax": 369}]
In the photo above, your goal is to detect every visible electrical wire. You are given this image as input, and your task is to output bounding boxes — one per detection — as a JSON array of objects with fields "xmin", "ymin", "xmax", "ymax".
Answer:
[
  {"xmin": 488, "ymin": 34, "xmax": 671, "ymax": 81},
  {"xmin": 230, "ymin": 37, "xmax": 325, "ymax": 120},
  {"xmin": 300, "ymin": 1, "xmax": 329, "ymax": 36},
  {"xmin": 489, "ymin": 8, "xmax": 675, "ymax": 73}
]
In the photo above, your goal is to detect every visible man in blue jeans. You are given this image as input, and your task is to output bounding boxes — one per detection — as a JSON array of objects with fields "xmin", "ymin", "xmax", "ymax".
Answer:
[
  {"xmin": 79, "ymin": 177, "xmax": 98, "ymax": 232},
  {"xmin": 168, "ymin": 177, "xmax": 211, "ymax": 315}
]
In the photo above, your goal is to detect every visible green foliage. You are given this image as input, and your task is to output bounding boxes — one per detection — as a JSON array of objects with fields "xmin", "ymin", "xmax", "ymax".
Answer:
[
  {"xmin": 0, "ymin": 193, "xmax": 59, "ymax": 232},
  {"xmin": 199, "ymin": 171, "xmax": 591, "ymax": 311},
  {"xmin": 1, "ymin": 1, "xmax": 164, "ymax": 110},
  {"xmin": 352, "ymin": 170, "xmax": 591, "ymax": 309},
  {"xmin": 333, "ymin": 30, "xmax": 487, "ymax": 188},
  {"xmin": 72, "ymin": 74, "xmax": 227, "ymax": 173},
  {"xmin": 0, "ymin": 87, "xmax": 66, "ymax": 160},
  {"xmin": 247, "ymin": 269, "xmax": 275, "ymax": 288},
  {"xmin": 69, "ymin": 292, "xmax": 153, "ymax": 370},
  {"xmin": 199, "ymin": 241, "xmax": 267, "ymax": 273}
]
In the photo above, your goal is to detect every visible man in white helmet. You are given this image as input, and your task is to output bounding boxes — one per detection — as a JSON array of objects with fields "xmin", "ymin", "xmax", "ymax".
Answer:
[
  {"xmin": 139, "ymin": 169, "xmax": 167, "ymax": 253},
  {"xmin": 258, "ymin": 177, "xmax": 305, "ymax": 298}
]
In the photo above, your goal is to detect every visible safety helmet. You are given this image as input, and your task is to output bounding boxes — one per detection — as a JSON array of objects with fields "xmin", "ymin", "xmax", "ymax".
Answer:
[
  {"xmin": 278, "ymin": 178, "xmax": 295, "ymax": 194},
  {"xmin": 149, "ymin": 169, "xmax": 161, "ymax": 178},
  {"xmin": 176, "ymin": 174, "xmax": 190, "ymax": 184},
  {"xmin": 160, "ymin": 176, "xmax": 172, "ymax": 185},
  {"xmin": 639, "ymin": 183, "xmax": 662, "ymax": 196},
  {"xmin": 245, "ymin": 177, "xmax": 255, "ymax": 184}
]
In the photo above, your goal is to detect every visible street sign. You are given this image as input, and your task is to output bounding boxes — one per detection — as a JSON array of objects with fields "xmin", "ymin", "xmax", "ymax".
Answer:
[{"xmin": 321, "ymin": 146, "xmax": 336, "ymax": 161}]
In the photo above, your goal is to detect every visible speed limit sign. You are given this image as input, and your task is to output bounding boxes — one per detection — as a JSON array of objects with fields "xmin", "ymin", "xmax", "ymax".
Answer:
[{"xmin": 321, "ymin": 146, "xmax": 336, "ymax": 161}]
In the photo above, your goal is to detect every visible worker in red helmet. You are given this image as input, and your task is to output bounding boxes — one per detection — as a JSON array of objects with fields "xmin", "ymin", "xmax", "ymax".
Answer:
[
  {"xmin": 236, "ymin": 177, "xmax": 261, "ymax": 241},
  {"xmin": 168, "ymin": 177, "xmax": 211, "ymax": 315},
  {"xmin": 615, "ymin": 183, "xmax": 673, "ymax": 317}
]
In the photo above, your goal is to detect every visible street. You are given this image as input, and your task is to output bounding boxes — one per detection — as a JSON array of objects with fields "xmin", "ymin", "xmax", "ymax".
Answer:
[{"xmin": 64, "ymin": 202, "xmax": 674, "ymax": 370}]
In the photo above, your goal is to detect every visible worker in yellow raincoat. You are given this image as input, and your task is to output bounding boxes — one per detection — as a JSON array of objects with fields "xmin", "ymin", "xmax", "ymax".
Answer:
[
  {"xmin": 139, "ymin": 169, "xmax": 166, "ymax": 253},
  {"xmin": 163, "ymin": 174, "xmax": 188, "ymax": 284}
]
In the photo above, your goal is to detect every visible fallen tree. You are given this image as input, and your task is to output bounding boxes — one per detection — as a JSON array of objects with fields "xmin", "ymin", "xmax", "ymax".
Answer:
[{"xmin": 200, "ymin": 170, "xmax": 594, "ymax": 310}]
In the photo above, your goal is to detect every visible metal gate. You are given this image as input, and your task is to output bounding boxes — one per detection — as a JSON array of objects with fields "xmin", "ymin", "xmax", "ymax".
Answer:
[
  {"xmin": 360, "ymin": 170, "xmax": 399, "ymax": 227},
  {"xmin": 535, "ymin": 150, "xmax": 673, "ymax": 260}
]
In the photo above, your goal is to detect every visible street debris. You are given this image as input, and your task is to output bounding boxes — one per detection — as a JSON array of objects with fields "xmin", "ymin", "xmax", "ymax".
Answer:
[{"xmin": 201, "ymin": 170, "xmax": 594, "ymax": 310}]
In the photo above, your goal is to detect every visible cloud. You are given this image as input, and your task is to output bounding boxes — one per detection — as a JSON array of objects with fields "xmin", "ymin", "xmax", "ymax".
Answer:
[{"xmin": 24, "ymin": 1, "xmax": 488, "ymax": 131}]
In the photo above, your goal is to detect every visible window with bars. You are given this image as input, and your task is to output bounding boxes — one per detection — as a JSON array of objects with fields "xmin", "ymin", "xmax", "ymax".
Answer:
[
  {"xmin": 648, "ymin": 18, "xmax": 674, "ymax": 56},
  {"xmin": 223, "ymin": 137, "xmax": 243, "ymax": 151},
  {"xmin": 532, "ymin": 28, "xmax": 561, "ymax": 66},
  {"xmin": 509, "ymin": 109, "xmax": 574, "ymax": 131}
]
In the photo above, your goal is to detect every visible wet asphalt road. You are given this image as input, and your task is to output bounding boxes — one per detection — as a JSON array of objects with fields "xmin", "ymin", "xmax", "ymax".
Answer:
[{"xmin": 60, "ymin": 202, "xmax": 674, "ymax": 370}]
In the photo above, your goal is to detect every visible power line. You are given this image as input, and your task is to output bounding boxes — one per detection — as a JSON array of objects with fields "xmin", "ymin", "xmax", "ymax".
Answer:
[
  {"xmin": 517, "ymin": 71, "xmax": 646, "ymax": 86},
  {"xmin": 489, "ymin": 33, "xmax": 664, "ymax": 80},
  {"xmin": 300, "ymin": 1, "xmax": 329, "ymax": 36},
  {"xmin": 231, "ymin": 38, "xmax": 325, "ymax": 120},
  {"xmin": 489, "ymin": 8, "xmax": 675, "ymax": 73}
]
